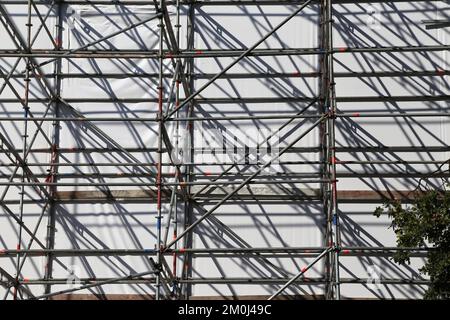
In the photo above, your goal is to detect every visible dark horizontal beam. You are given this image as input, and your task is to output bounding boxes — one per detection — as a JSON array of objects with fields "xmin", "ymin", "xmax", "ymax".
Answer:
[
  {"xmin": 0, "ymin": 95, "xmax": 447, "ymax": 103},
  {"xmin": 12, "ymin": 277, "xmax": 431, "ymax": 286},
  {"xmin": 0, "ymin": 187, "xmax": 441, "ymax": 204},
  {"xmin": 0, "ymin": 160, "xmax": 446, "ymax": 167},
  {"xmin": 1, "ymin": 172, "xmax": 448, "ymax": 180},
  {"xmin": 2, "ymin": 111, "xmax": 450, "ymax": 123},
  {"xmin": 3, "ymin": 70, "xmax": 447, "ymax": 79},
  {"xmin": 0, "ymin": 45, "xmax": 447, "ymax": 59},
  {"xmin": 1, "ymin": 146, "xmax": 449, "ymax": 154},
  {"xmin": 0, "ymin": 247, "xmax": 431, "ymax": 258},
  {"xmin": 0, "ymin": 0, "xmax": 431, "ymax": 5},
  {"xmin": 50, "ymin": 188, "xmax": 442, "ymax": 203}
]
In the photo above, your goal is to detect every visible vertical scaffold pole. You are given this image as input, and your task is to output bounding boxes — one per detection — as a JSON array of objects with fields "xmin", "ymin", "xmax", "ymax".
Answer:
[
  {"xmin": 319, "ymin": 0, "xmax": 334, "ymax": 299},
  {"xmin": 172, "ymin": 0, "xmax": 181, "ymax": 293},
  {"xmin": 326, "ymin": 0, "xmax": 341, "ymax": 300},
  {"xmin": 182, "ymin": 1, "xmax": 196, "ymax": 300},
  {"xmin": 14, "ymin": 0, "xmax": 33, "ymax": 300},
  {"xmin": 43, "ymin": 0, "xmax": 63, "ymax": 297},
  {"xmin": 156, "ymin": 0, "xmax": 165, "ymax": 301}
]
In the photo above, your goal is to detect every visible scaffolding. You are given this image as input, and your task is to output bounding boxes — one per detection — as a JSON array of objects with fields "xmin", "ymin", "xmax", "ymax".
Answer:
[{"xmin": 0, "ymin": 0, "xmax": 448, "ymax": 300}]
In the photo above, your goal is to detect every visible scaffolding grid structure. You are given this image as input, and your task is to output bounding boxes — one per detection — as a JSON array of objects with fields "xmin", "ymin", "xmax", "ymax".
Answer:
[{"xmin": 0, "ymin": 0, "xmax": 448, "ymax": 300}]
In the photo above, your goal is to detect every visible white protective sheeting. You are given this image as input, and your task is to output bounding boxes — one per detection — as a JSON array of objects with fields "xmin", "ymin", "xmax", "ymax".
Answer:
[{"xmin": 0, "ymin": 1, "xmax": 448, "ymax": 299}]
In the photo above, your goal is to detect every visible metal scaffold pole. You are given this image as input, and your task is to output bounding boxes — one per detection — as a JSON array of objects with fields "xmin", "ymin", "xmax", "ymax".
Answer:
[
  {"xmin": 43, "ymin": 0, "xmax": 63, "ymax": 297},
  {"xmin": 326, "ymin": 0, "xmax": 341, "ymax": 300},
  {"xmin": 155, "ymin": 0, "xmax": 165, "ymax": 301},
  {"xmin": 181, "ymin": 0, "xmax": 196, "ymax": 299},
  {"xmin": 0, "ymin": 0, "xmax": 447, "ymax": 300},
  {"xmin": 13, "ymin": 0, "xmax": 33, "ymax": 300}
]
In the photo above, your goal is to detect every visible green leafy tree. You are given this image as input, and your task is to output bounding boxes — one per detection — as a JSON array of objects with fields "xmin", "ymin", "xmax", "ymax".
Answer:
[{"xmin": 374, "ymin": 174, "xmax": 450, "ymax": 299}]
